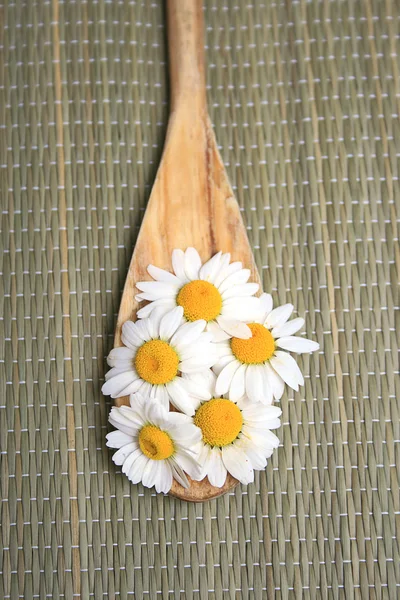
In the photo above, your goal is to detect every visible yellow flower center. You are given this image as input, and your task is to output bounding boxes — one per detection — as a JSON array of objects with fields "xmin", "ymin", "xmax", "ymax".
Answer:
[
  {"xmin": 176, "ymin": 280, "xmax": 222, "ymax": 322},
  {"xmin": 230, "ymin": 322, "xmax": 275, "ymax": 364},
  {"xmin": 139, "ymin": 425, "xmax": 175, "ymax": 460},
  {"xmin": 194, "ymin": 398, "xmax": 243, "ymax": 447},
  {"xmin": 134, "ymin": 340, "xmax": 179, "ymax": 385}
]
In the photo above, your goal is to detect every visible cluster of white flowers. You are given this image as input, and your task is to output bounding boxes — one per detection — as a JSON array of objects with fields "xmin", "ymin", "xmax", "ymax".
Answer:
[{"xmin": 103, "ymin": 249, "xmax": 319, "ymax": 494}]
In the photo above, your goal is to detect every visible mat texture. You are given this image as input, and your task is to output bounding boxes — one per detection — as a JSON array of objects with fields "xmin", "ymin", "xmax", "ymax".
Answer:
[{"xmin": 0, "ymin": 0, "xmax": 399, "ymax": 598}]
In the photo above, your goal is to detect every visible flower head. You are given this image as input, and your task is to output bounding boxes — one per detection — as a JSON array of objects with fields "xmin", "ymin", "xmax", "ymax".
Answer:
[
  {"xmin": 106, "ymin": 394, "xmax": 202, "ymax": 493},
  {"xmin": 192, "ymin": 388, "xmax": 282, "ymax": 487},
  {"xmin": 135, "ymin": 248, "xmax": 261, "ymax": 341},
  {"xmin": 102, "ymin": 306, "xmax": 217, "ymax": 415},
  {"xmin": 213, "ymin": 293, "xmax": 320, "ymax": 404}
]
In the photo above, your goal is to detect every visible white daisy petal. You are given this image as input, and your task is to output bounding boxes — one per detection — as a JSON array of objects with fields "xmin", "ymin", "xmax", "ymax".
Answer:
[
  {"xmin": 265, "ymin": 303, "xmax": 294, "ymax": 329},
  {"xmin": 263, "ymin": 363, "xmax": 285, "ymax": 400},
  {"xmin": 229, "ymin": 363, "xmax": 247, "ymax": 401},
  {"xmin": 119, "ymin": 378, "xmax": 146, "ymax": 397},
  {"xmin": 175, "ymin": 423, "xmax": 203, "ymax": 444},
  {"xmin": 126, "ymin": 453, "xmax": 149, "ymax": 484},
  {"xmin": 175, "ymin": 450, "xmax": 203, "ymax": 481},
  {"xmin": 259, "ymin": 366, "xmax": 274, "ymax": 405},
  {"xmin": 243, "ymin": 427, "xmax": 280, "ymax": 451},
  {"xmin": 218, "ymin": 268, "xmax": 251, "ymax": 293},
  {"xmin": 135, "ymin": 281, "xmax": 178, "ymax": 298},
  {"xmin": 244, "ymin": 404, "xmax": 282, "ymax": 429},
  {"xmin": 147, "ymin": 264, "xmax": 181, "ymax": 284},
  {"xmin": 109, "ymin": 410, "xmax": 137, "ymax": 434},
  {"xmin": 132, "ymin": 319, "xmax": 152, "ymax": 343},
  {"xmin": 145, "ymin": 400, "xmax": 169, "ymax": 427},
  {"xmin": 184, "ymin": 247, "xmax": 202, "ymax": 280},
  {"xmin": 212, "ymin": 253, "xmax": 235, "ymax": 288},
  {"xmin": 179, "ymin": 356, "xmax": 217, "ymax": 373},
  {"xmin": 222, "ymin": 445, "xmax": 254, "ymax": 485},
  {"xmin": 259, "ymin": 293, "xmax": 273, "ymax": 320},
  {"xmin": 107, "ymin": 347, "xmax": 135, "ymax": 361},
  {"xmin": 158, "ymin": 306, "xmax": 184, "ymax": 340},
  {"xmin": 212, "ymin": 355, "xmax": 236, "ymax": 376},
  {"xmin": 141, "ymin": 458, "xmax": 162, "ymax": 489},
  {"xmin": 108, "ymin": 408, "xmax": 142, "ymax": 436},
  {"xmin": 216, "ymin": 316, "xmax": 251, "ymax": 339},
  {"xmin": 134, "ymin": 382, "xmax": 152, "ymax": 403},
  {"xmin": 105, "ymin": 365, "xmax": 135, "ymax": 381},
  {"xmin": 151, "ymin": 385, "xmax": 170, "ymax": 410},
  {"xmin": 181, "ymin": 378, "xmax": 214, "ymax": 408},
  {"xmin": 170, "ymin": 320, "xmax": 206, "ymax": 350},
  {"xmin": 196, "ymin": 444, "xmax": 212, "ymax": 479},
  {"xmin": 276, "ymin": 336, "xmax": 320, "ymax": 354},
  {"xmin": 178, "ymin": 342, "xmax": 214, "ymax": 362},
  {"xmin": 136, "ymin": 298, "xmax": 175, "ymax": 319},
  {"xmin": 102, "ymin": 371, "xmax": 139, "ymax": 398},
  {"xmin": 207, "ymin": 448, "xmax": 228, "ymax": 488},
  {"xmin": 122, "ymin": 321, "xmax": 147, "ymax": 347},
  {"xmin": 269, "ymin": 351, "xmax": 304, "ymax": 391},
  {"xmin": 221, "ymin": 283, "xmax": 259, "ymax": 299},
  {"xmin": 181, "ymin": 372, "xmax": 214, "ymax": 400},
  {"xmin": 166, "ymin": 379, "xmax": 195, "ymax": 415},
  {"xmin": 145, "ymin": 308, "xmax": 165, "ymax": 338},
  {"xmin": 171, "ymin": 249, "xmax": 188, "ymax": 282},
  {"xmin": 106, "ymin": 430, "xmax": 134, "ymax": 449},
  {"xmin": 199, "ymin": 251, "xmax": 222, "ymax": 283},
  {"xmin": 213, "ymin": 252, "xmax": 233, "ymax": 289},
  {"xmin": 112, "ymin": 443, "xmax": 140, "ymax": 466},
  {"xmin": 157, "ymin": 462, "xmax": 173, "ymax": 493},
  {"xmin": 167, "ymin": 412, "xmax": 198, "ymax": 432},
  {"xmin": 206, "ymin": 321, "xmax": 232, "ymax": 342},
  {"xmin": 245, "ymin": 364, "xmax": 265, "ymax": 403},
  {"xmin": 215, "ymin": 359, "xmax": 241, "ymax": 396},
  {"xmin": 169, "ymin": 459, "xmax": 190, "ymax": 489},
  {"xmin": 209, "ymin": 251, "xmax": 228, "ymax": 276},
  {"xmin": 271, "ymin": 317, "xmax": 305, "ymax": 338},
  {"xmin": 216, "ymin": 342, "xmax": 234, "ymax": 359},
  {"xmin": 130, "ymin": 391, "xmax": 147, "ymax": 412},
  {"xmin": 221, "ymin": 296, "xmax": 262, "ymax": 321},
  {"xmin": 236, "ymin": 438, "xmax": 268, "ymax": 470}
]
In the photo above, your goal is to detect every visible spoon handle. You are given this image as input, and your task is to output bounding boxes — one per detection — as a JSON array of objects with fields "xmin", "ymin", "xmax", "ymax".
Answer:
[{"xmin": 167, "ymin": 0, "xmax": 207, "ymax": 115}]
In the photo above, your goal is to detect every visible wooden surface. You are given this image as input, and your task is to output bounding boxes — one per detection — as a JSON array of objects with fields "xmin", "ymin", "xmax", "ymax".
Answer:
[{"xmin": 114, "ymin": 0, "xmax": 262, "ymax": 501}]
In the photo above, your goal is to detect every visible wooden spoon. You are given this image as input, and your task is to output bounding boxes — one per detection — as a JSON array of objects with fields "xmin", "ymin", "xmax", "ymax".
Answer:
[{"xmin": 113, "ymin": 0, "xmax": 262, "ymax": 502}]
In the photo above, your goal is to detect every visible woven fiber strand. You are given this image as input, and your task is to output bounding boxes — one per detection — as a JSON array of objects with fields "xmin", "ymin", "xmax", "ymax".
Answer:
[{"xmin": 0, "ymin": 0, "xmax": 399, "ymax": 598}]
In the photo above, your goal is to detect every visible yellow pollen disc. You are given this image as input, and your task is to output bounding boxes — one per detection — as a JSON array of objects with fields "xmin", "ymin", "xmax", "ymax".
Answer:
[
  {"xmin": 139, "ymin": 425, "xmax": 174, "ymax": 460},
  {"xmin": 176, "ymin": 280, "xmax": 223, "ymax": 322},
  {"xmin": 134, "ymin": 340, "xmax": 179, "ymax": 385},
  {"xmin": 194, "ymin": 398, "xmax": 243, "ymax": 447},
  {"xmin": 231, "ymin": 322, "xmax": 275, "ymax": 364}
]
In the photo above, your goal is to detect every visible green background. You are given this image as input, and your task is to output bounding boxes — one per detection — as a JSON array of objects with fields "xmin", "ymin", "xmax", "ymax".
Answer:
[{"xmin": 0, "ymin": 0, "xmax": 399, "ymax": 598}]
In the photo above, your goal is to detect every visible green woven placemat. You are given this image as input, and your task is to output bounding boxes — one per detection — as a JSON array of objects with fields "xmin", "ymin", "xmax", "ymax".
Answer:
[{"xmin": 0, "ymin": 0, "xmax": 399, "ymax": 598}]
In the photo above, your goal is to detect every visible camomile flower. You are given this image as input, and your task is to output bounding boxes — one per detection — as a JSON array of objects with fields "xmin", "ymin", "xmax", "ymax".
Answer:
[
  {"xmin": 191, "ymin": 392, "xmax": 282, "ymax": 488},
  {"xmin": 213, "ymin": 293, "xmax": 320, "ymax": 404},
  {"xmin": 102, "ymin": 306, "xmax": 216, "ymax": 416},
  {"xmin": 135, "ymin": 248, "xmax": 261, "ymax": 342},
  {"xmin": 106, "ymin": 393, "xmax": 202, "ymax": 493}
]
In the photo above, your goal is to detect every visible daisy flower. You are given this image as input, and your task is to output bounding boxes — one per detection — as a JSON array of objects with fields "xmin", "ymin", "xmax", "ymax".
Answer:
[
  {"xmin": 102, "ymin": 306, "xmax": 216, "ymax": 416},
  {"xmin": 192, "ymin": 392, "xmax": 282, "ymax": 488},
  {"xmin": 106, "ymin": 393, "xmax": 202, "ymax": 493},
  {"xmin": 135, "ymin": 248, "xmax": 261, "ymax": 342},
  {"xmin": 213, "ymin": 293, "xmax": 320, "ymax": 404}
]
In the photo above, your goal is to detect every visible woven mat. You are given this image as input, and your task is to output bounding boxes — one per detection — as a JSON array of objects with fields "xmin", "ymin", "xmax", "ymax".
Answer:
[{"xmin": 1, "ymin": 0, "xmax": 399, "ymax": 598}]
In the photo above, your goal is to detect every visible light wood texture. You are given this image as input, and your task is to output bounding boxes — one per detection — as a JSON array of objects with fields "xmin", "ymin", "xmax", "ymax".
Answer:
[{"xmin": 114, "ymin": 0, "xmax": 262, "ymax": 501}]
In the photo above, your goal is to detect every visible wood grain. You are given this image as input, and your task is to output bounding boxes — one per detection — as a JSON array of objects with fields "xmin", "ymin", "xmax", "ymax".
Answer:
[{"xmin": 114, "ymin": 0, "xmax": 262, "ymax": 501}]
